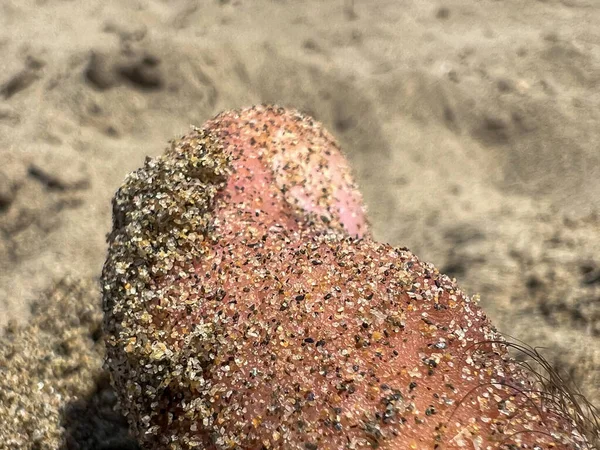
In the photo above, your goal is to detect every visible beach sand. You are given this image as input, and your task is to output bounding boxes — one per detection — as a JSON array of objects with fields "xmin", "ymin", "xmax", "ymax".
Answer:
[{"xmin": 1, "ymin": 1, "xmax": 599, "ymax": 448}]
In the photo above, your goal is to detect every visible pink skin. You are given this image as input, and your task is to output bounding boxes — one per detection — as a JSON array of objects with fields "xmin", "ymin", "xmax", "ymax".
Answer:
[
  {"xmin": 104, "ymin": 106, "xmax": 587, "ymax": 449},
  {"xmin": 204, "ymin": 106, "xmax": 369, "ymax": 238}
]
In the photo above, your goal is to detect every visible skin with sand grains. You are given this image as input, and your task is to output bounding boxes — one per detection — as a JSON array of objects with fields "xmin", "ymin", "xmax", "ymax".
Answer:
[{"xmin": 102, "ymin": 105, "xmax": 590, "ymax": 449}]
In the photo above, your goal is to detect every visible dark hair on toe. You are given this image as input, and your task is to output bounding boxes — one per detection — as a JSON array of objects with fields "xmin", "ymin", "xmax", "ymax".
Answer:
[{"xmin": 460, "ymin": 337, "xmax": 599, "ymax": 449}]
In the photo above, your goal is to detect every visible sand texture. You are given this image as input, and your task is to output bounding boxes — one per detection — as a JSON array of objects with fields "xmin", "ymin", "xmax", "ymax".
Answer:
[{"xmin": 1, "ymin": 0, "xmax": 599, "ymax": 448}]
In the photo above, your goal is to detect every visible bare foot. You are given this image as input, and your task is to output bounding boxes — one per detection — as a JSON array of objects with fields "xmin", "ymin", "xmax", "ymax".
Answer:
[{"xmin": 102, "ymin": 105, "xmax": 591, "ymax": 449}]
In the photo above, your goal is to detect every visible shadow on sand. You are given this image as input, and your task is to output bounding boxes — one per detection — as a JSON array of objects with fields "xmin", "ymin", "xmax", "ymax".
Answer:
[{"xmin": 60, "ymin": 372, "xmax": 139, "ymax": 450}]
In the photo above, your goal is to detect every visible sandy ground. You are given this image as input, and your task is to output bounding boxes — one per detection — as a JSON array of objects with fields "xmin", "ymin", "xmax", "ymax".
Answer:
[{"xmin": 1, "ymin": 0, "xmax": 599, "ymax": 448}]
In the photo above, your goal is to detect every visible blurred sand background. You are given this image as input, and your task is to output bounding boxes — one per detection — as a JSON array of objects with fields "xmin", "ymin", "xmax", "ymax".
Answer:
[{"xmin": 1, "ymin": 0, "xmax": 599, "ymax": 448}]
